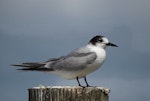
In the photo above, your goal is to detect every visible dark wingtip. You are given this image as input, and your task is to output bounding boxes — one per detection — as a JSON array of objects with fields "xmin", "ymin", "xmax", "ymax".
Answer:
[
  {"xmin": 11, "ymin": 64, "xmax": 29, "ymax": 67},
  {"xmin": 16, "ymin": 68, "xmax": 34, "ymax": 71},
  {"xmin": 11, "ymin": 64, "xmax": 21, "ymax": 67},
  {"xmin": 16, "ymin": 67, "xmax": 54, "ymax": 71}
]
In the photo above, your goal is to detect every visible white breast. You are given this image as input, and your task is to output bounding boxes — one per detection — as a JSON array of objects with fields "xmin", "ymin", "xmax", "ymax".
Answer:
[{"xmin": 77, "ymin": 44, "xmax": 106, "ymax": 77}]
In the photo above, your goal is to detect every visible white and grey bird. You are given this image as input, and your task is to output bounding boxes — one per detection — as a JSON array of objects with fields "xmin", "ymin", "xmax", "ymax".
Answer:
[{"xmin": 12, "ymin": 35, "xmax": 118, "ymax": 87}]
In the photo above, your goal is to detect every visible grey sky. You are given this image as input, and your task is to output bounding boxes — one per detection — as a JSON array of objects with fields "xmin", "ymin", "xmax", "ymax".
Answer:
[{"xmin": 0, "ymin": 0, "xmax": 150, "ymax": 101}]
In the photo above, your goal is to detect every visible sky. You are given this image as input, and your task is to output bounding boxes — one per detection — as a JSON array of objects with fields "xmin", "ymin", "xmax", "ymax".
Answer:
[{"xmin": 0, "ymin": 0, "xmax": 150, "ymax": 101}]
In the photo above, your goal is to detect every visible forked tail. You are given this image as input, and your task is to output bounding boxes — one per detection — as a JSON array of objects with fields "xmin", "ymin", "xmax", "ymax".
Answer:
[{"xmin": 11, "ymin": 62, "xmax": 53, "ymax": 71}]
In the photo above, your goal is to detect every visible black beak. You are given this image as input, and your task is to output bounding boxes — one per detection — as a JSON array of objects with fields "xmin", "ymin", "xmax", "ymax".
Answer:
[{"xmin": 107, "ymin": 42, "xmax": 118, "ymax": 47}]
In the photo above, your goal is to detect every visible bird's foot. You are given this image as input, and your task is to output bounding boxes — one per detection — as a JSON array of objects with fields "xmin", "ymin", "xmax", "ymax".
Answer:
[
  {"xmin": 78, "ymin": 84, "xmax": 93, "ymax": 88},
  {"xmin": 86, "ymin": 84, "xmax": 93, "ymax": 87},
  {"xmin": 78, "ymin": 84, "xmax": 86, "ymax": 88}
]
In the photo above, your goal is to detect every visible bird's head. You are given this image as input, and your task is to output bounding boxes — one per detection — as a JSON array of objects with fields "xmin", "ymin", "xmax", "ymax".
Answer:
[{"xmin": 89, "ymin": 35, "xmax": 118, "ymax": 48}]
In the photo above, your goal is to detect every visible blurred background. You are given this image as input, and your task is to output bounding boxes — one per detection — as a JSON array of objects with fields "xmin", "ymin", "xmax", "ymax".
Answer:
[{"xmin": 0, "ymin": 0, "xmax": 150, "ymax": 101}]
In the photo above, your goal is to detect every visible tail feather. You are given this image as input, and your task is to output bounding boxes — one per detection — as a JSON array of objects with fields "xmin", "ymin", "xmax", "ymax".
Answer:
[{"xmin": 11, "ymin": 62, "xmax": 54, "ymax": 71}]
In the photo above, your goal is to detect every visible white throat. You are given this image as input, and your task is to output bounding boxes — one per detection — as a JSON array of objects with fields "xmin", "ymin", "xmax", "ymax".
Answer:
[{"xmin": 87, "ymin": 44, "xmax": 106, "ymax": 62}]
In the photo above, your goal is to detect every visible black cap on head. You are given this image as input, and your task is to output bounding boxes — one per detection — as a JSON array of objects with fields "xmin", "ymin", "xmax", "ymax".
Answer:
[
  {"xmin": 89, "ymin": 35, "xmax": 104, "ymax": 45},
  {"xmin": 89, "ymin": 35, "xmax": 118, "ymax": 47}
]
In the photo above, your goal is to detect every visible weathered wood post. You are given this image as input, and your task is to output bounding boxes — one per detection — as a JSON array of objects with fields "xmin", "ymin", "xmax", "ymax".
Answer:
[{"xmin": 28, "ymin": 86, "xmax": 110, "ymax": 101}]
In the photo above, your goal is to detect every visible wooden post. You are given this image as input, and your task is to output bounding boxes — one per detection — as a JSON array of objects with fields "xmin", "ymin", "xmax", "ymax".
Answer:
[{"xmin": 28, "ymin": 86, "xmax": 110, "ymax": 101}]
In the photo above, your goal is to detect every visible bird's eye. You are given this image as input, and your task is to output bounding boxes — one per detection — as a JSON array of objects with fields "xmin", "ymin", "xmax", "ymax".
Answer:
[{"xmin": 98, "ymin": 39, "xmax": 103, "ymax": 42}]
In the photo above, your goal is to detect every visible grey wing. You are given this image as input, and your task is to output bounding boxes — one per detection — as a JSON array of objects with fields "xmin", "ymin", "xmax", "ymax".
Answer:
[
  {"xmin": 47, "ymin": 56, "xmax": 66, "ymax": 62},
  {"xmin": 50, "ymin": 52, "xmax": 97, "ymax": 71}
]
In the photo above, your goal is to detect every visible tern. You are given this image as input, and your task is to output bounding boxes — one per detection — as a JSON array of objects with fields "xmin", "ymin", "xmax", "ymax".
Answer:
[{"xmin": 12, "ymin": 35, "xmax": 118, "ymax": 87}]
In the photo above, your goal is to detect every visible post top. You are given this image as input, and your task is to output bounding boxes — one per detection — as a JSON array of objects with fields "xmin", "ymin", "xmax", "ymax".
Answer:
[{"xmin": 29, "ymin": 85, "xmax": 110, "ymax": 95}]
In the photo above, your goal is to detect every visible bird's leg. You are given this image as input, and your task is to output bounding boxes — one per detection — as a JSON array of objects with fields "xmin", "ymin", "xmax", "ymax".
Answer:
[
  {"xmin": 76, "ymin": 77, "xmax": 82, "ymax": 86},
  {"xmin": 76, "ymin": 77, "xmax": 85, "ymax": 88},
  {"xmin": 84, "ymin": 76, "xmax": 91, "ymax": 87}
]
